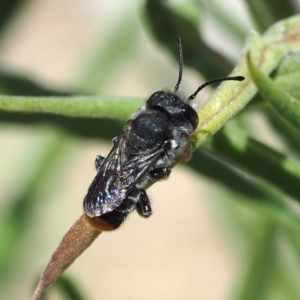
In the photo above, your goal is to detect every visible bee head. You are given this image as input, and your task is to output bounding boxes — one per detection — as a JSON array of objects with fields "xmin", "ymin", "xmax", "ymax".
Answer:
[{"xmin": 146, "ymin": 91, "xmax": 199, "ymax": 131}]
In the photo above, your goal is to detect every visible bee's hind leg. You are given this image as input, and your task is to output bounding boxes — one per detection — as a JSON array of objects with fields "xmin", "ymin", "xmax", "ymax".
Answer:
[
  {"xmin": 149, "ymin": 167, "xmax": 171, "ymax": 180},
  {"xmin": 128, "ymin": 189, "xmax": 153, "ymax": 218}
]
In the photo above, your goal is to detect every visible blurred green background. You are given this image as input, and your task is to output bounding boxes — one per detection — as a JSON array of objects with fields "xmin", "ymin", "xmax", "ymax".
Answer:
[{"xmin": 1, "ymin": 1, "xmax": 300, "ymax": 299}]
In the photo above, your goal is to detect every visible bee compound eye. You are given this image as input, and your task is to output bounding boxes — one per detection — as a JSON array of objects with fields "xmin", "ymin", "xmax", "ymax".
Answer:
[{"xmin": 183, "ymin": 105, "xmax": 199, "ymax": 130}]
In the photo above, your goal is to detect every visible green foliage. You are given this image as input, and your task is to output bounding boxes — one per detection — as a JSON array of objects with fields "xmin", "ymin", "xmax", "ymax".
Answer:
[{"xmin": 1, "ymin": 1, "xmax": 300, "ymax": 299}]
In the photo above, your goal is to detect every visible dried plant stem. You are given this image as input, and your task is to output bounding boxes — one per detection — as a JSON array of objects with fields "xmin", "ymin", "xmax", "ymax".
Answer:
[{"xmin": 32, "ymin": 214, "xmax": 101, "ymax": 300}]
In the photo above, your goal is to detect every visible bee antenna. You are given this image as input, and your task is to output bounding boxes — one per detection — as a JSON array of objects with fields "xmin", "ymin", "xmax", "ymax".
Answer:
[
  {"xmin": 188, "ymin": 76, "xmax": 245, "ymax": 100},
  {"xmin": 174, "ymin": 36, "xmax": 183, "ymax": 92}
]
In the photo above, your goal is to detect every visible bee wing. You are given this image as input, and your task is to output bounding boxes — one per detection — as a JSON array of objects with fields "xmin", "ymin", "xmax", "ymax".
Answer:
[{"xmin": 84, "ymin": 134, "xmax": 167, "ymax": 218}]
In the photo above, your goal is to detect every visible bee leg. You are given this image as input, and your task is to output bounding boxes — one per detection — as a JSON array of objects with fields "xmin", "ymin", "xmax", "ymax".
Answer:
[
  {"xmin": 94, "ymin": 137, "xmax": 118, "ymax": 170},
  {"xmin": 149, "ymin": 167, "xmax": 171, "ymax": 180},
  {"xmin": 95, "ymin": 155, "xmax": 106, "ymax": 170},
  {"xmin": 112, "ymin": 137, "xmax": 118, "ymax": 145},
  {"xmin": 135, "ymin": 189, "xmax": 153, "ymax": 218}
]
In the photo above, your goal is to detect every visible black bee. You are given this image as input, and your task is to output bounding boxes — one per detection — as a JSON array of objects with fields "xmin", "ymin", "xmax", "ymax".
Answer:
[{"xmin": 83, "ymin": 37, "xmax": 244, "ymax": 231}]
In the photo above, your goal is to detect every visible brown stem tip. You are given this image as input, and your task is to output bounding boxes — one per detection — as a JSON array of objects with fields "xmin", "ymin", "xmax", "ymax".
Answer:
[{"xmin": 32, "ymin": 214, "xmax": 101, "ymax": 300}]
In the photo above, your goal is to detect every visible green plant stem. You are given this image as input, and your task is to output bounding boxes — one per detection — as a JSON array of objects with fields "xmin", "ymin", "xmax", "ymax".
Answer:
[{"xmin": 0, "ymin": 95, "xmax": 143, "ymax": 120}]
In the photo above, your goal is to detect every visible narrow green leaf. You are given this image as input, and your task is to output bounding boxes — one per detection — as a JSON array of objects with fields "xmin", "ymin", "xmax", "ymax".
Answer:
[
  {"xmin": 0, "ymin": 129, "xmax": 68, "ymax": 298},
  {"xmin": 0, "ymin": 111, "xmax": 124, "ymax": 141},
  {"xmin": 204, "ymin": 0, "xmax": 248, "ymax": 42},
  {"xmin": 210, "ymin": 124, "xmax": 300, "ymax": 202},
  {"xmin": 247, "ymin": 53, "xmax": 300, "ymax": 131},
  {"xmin": 191, "ymin": 147, "xmax": 300, "ymax": 239},
  {"xmin": 0, "ymin": 95, "xmax": 143, "ymax": 120},
  {"xmin": 280, "ymin": 215, "xmax": 300, "ymax": 263},
  {"xmin": 209, "ymin": 175, "xmax": 300, "ymax": 249},
  {"xmin": 244, "ymin": 0, "xmax": 295, "ymax": 32},
  {"xmin": 231, "ymin": 221, "xmax": 276, "ymax": 300},
  {"xmin": 191, "ymin": 147, "xmax": 300, "ymax": 249},
  {"xmin": 264, "ymin": 108, "xmax": 300, "ymax": 159},
  {"xmin": 190, "ymin": 147, "xmax": 286, "ymax": 207},
  {"xmin": 0, "ymin": 0, "xmax": 24, "ymax": 38},
  {"xmin": 0, "ymin": 71, "xmax": 74, "ymax": 96},
  {"xmin": 228, "ymin": 207, "xmax": 300, "ymax": 299},
  {"xmin": 273, "ymin": 52, "xmax": 300, "ymax": 99},
  {"xmin": 251, "ymin": 52, "xmax": 300, "ymax": 154},
  {"xmin": 166, "ymin": 1, "xmax": 202, "ymax": 28},
  {"xmin": 268, "ymin": 234, "xmax": 300, "ymax": 299},
  {"xmin": 76, "ymin": 9, "xmax": 138, "ymax": 92},
  {"xmin": 51, "ymin": 275, "xmax": 86, "ymax": 300},
  {"xmin": 210, "ymin": 182, "xmax": 300, "ymax": 297}
]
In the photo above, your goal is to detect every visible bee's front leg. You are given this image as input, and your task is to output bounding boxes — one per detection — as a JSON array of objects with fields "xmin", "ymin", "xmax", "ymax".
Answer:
[
  {"xmin": 95, "ymin": 155, "xmax": 106, "ymax": 171},
  {"xmin": 95, "ymin": 136, "xmax": 118, "ymax": 170}
]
